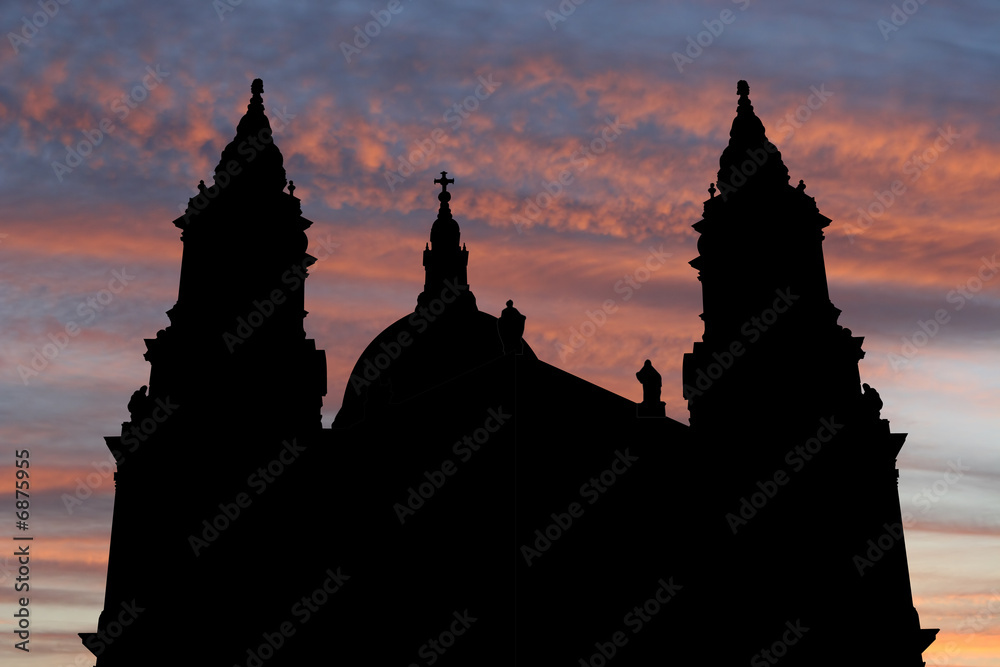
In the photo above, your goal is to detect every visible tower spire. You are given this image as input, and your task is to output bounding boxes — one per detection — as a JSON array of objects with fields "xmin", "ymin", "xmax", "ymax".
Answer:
[
  {"xmin": 716, "ymin": 79, "xmax": 789, "ymax": 197},
  {"xmin": 434, "ymin": 171, "xmax": 455, "ymax": 219},
  {"xmin": 419, "ymin": 172, "xmax": 474, "ymax": 311},
  {"xmin": 686, "ymin": 80, "xmax": 843, "ymax": 426},
  {"xmin": 211, "ymin": 77, "xmax": 287, "ymax": 195},
  {"xmin": 84, "ymin": 78, "xmax": 327, "ymax": 666}
]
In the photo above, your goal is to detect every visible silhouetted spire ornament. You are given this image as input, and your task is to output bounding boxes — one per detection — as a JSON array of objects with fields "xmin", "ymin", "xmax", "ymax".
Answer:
[
  {"xmin": 434, "ymin": 170, "xmax": 455, "ymax": 217},
  {"xmin": 211, "ymin": 77, "xmax": 287, "ymax": 195},
  {"xmin": 435, "ymin": 171, "xmax": 454, "ymax": 192},
  {"xmin": 173, "ymin": 78, "xmax": 302, "ymax": 230},
  {"xmin": 636, "ymin": 359, "xmax": 665, "ymax": 417},
  {"xmin": 716, "ymin": 79, "xmax": 789, "ymax": 198},
  {"xmin": 498, "ymin": 300, "xmax": 526, "ymax": 355},
  {"xmin": 419, "ymin": 172, "xmax": 473, "ymax": 311},
  {"xmin": 430, "ymin": 171, "xmax": 459, "ymax": 249}
]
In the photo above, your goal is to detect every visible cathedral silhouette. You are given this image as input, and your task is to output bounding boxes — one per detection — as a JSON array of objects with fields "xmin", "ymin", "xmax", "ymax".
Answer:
[{"xmin": 80, "ymin": 79, "xmax": 939, "ymax": 666}]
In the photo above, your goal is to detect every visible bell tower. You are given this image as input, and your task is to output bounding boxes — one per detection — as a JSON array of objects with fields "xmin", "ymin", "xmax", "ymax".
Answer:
[
  {"xmin": 683, "ymin": 80, "xmax": 864, "ymax": 436},
  {"xmin": 680, "ymin": 81, "xmax": 938, "ymax": 666},
  {"xmin": 82, "ymin": 79, "xmax": 328, "ymax": 666}
]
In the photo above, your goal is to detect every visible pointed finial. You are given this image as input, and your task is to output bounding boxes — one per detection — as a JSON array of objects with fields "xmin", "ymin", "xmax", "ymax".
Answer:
[
  {"xmin": 247, "ymin": 79, "xmax": 265, "ymax": 114},
  {"xmin": 718, "ymin": 78, "xmax": 789, "ymax": 189},
  {"xmin": 708, "ymin": 183, "xmax": 716, "ymax": 198},
  {"xmin": 288, "ymin": 180, "xmax": 296, "ymax": 196}
]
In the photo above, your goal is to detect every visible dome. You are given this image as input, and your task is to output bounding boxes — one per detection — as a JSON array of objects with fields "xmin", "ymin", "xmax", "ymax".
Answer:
[
  {"xmin": 335, "ymin": 307, "xmax": 536, "ymax": 426},
  {"xmin": 430, "ymin": 215, "xmax": 460, "ymax": 248},
  {"xmin": 334, "ymin": 171, "xmax": 535, "ymax": 426}
]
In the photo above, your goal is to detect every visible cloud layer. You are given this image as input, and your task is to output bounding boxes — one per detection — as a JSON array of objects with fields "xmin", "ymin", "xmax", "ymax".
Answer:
[{"xmin": 1, "ymin": 1, "xmax": 998, "ymax": 664}]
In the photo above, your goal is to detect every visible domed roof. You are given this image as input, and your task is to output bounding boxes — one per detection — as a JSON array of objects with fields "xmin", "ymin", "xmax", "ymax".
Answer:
[
  {"xmin": 335, "ymin": 306, "xmax": 536, "ymax": 426},
  {"xmin": 334, "ymin": 172, "xmax": 535, "ymax": 426},
  {"xmin": 430, "ymin": 214, "xmax": 460, "ymax": 247}
]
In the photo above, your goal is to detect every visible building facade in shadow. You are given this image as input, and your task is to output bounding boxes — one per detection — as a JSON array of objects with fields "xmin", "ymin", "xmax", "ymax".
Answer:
[{"xmin": 82, "ymin": 79, "xmax": 936, "ymax": 666}]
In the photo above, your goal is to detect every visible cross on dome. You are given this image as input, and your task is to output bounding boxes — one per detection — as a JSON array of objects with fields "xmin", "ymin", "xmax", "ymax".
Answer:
[{"xmin": 434, "ymin": 171, "xmax": 455, "ymax": 193}]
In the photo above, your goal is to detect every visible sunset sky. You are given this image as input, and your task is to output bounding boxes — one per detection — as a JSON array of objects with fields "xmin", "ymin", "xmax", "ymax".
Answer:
[{"xmin": 1, "ymin": 0, "xmax": 998, "ymax": 664}]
